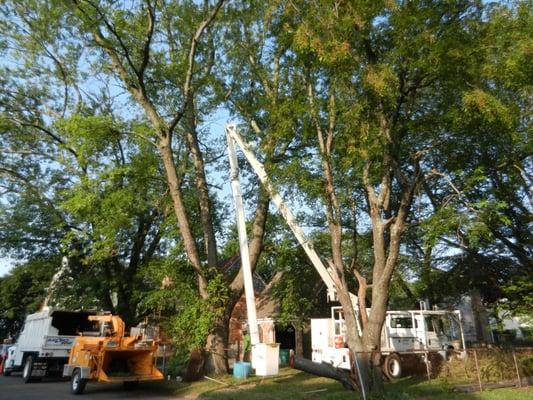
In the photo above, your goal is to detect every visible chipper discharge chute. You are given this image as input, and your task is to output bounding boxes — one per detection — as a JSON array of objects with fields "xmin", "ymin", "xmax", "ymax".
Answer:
[{"xmin": 63, "ymin": 314, "xmax": 163, "ymax": 394}]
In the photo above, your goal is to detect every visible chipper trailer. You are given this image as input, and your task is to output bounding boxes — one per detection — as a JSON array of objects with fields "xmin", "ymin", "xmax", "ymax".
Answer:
[{"xmin": 62, "ymin": 314, "xmax": 163, "ymax": 394}]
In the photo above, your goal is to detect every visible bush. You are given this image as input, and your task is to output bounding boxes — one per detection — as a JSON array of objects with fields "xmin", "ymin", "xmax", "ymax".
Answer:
[{"xmin": 437, "ymin": 348, "xmax": 532, "ymax": 383}]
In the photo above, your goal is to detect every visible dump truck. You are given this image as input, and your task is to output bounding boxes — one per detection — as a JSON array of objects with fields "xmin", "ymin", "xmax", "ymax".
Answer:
[
  {"xmin": 62, "ymin": 314, "xmax": 163, "ymax": 394},
  {"xmin": 11, "ymin": 308, "xmax": 96, "ymax": 382}
]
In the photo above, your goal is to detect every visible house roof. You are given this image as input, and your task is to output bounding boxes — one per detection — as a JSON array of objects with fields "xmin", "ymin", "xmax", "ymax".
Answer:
[{"xmin": 219, "ymin": 254, "xmax": 267, "ymax": 292}]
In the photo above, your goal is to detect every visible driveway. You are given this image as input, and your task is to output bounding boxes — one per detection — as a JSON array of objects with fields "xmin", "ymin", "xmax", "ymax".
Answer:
[{"xmin": 0, "ymin": 373, "xmax": 182, "ymax": 400}]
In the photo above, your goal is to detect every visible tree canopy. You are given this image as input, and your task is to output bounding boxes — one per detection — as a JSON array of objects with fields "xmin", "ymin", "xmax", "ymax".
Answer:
[{"xmin": 0, "ymin": 0, "xmax": 530, "ymax": 392}]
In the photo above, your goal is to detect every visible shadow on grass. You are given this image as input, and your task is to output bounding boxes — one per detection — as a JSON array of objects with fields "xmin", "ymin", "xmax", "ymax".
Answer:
[
  {"xmin": 174, "ymin": 369, "xmax": 355, "ymax": 400},
  {"xmin": 381, "ymin": 376, "xmax": 530, "ymax": 400},
  {"xmin": 172, "ymin": 369, "xmax": 531, "ymax": 400}
]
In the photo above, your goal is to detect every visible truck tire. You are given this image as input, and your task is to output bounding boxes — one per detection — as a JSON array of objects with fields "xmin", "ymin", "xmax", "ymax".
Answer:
[
  {"xmin": 71, "ymin": 369, "xmax": 87, "ymax": 395},
  {"xmin": 383, "ymin": 353, "xmax": 402, "ymax": 380},
  {"xmin": 3, "ymin": 368, "xmax": 11, "ymax": 376},
  {"xmin": 22, "ymin": 356, "xmax": 35, "ymax": 383}
]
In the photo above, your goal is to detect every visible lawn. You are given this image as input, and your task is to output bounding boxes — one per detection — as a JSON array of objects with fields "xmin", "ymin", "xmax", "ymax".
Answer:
[{"xmin": 169, "ymin": 368, "xmax": 533, "ymax": 400}]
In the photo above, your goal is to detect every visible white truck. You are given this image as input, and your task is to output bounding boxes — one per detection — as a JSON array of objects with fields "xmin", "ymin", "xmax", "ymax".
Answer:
[
  {"xmin": 311, "ymin": 306, "xmax": 466, "ymax": 379},
  {"xmin": 225, "ymin": 124, "xmax": 467, "ymax": 382},
  {"xmin": 3, "ymin": 344, "xmax": 17, "ymax": 376},
  {"xmin": 11, "ymin": 308, "xmax": 95, "ymax": 383}
]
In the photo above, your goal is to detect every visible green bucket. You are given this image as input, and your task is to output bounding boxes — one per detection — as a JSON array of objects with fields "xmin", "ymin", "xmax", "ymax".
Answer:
[{"xmin": 279, "ymin": 349, "xmax": 290, "ymax": 366}]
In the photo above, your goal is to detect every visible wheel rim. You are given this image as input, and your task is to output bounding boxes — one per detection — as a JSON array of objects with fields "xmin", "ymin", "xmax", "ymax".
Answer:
[
  {"xmin": 23, "ymin": 360, "xmax": 30, "ymax": 378},
  {"xmin": 72, "ymin": 373, "xmax": 80, "ymax": 391},
  {"xmin": 390, "ymin": 359, "xmax": 400, "ymax": 376}
]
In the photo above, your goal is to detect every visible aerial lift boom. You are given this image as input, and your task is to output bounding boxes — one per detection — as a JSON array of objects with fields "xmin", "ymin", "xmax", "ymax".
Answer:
[
  {"xmin": 225, "ymin": 124, "xmax": 364, "ymax": 391},
  {"xmin": 225, "ymin": 124, "xmax": 339, "ymax": 302}
]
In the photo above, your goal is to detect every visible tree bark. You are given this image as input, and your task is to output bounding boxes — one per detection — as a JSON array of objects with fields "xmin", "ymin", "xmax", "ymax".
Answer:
[
  {"xmin": 158, "ymin": 137, "xmax": 208, "ymax": 298},
  {"xmin": 203, "ymin": 315, "xmax": 230, "ymax": 375},
  {"xmin": 185, "ymin": 104, "xmax": 218, "ymax": 268},
  {"xmin": 292, "ymin": 356, "xmax": 358, "ymax": 391},
  {"xmin": 294, "ymin": 323, "xmax": 304, "ymax": 357},
  {"xmin": 470, "ymin": 288, "xmax": 491, "ymax": 344},
  {"xmin": 202, "ymin": 189, "xmax": 270, "ymax": 375}
]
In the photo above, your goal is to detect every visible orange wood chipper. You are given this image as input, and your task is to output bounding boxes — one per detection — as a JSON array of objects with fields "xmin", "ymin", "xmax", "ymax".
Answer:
[{"xmin": 62, "ymin": 314, "xmax": 163, "ymax": 394}]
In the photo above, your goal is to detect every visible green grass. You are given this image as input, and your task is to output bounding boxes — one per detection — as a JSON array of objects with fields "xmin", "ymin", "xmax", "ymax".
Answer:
[{"xmin": 167, "ymin": 368, "xmax": 533, "ymax": 400}]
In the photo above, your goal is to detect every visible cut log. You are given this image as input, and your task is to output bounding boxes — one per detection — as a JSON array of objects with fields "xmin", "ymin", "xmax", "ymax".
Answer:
[{"xmin": 291, "ymin": 356, "xmax": 358, "ymax": 391}]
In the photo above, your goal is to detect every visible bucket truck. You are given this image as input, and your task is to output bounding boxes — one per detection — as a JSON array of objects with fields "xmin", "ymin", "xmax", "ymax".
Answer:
[{"xmin": 225, "ymin": 124, "xmax": 466, "ymax": 382}]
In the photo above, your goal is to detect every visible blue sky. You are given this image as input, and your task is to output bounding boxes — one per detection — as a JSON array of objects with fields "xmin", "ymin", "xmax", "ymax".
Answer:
[{"xmin": 0, "ymin": 257, "xmax": 16, "ymax": 277}]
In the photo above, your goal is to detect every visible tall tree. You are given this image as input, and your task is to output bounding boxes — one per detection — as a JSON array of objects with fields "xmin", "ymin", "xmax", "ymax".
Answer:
[
  {"xmin": 225, "ymin": 0, "xmax": 487, "ymax": 391},
  {"xmin": 411, "ymin": 1, "xmax": 532, "ymax": 334},
  {"xmin": 0, "ymin": 1, "xmax": 170, "ymax": 322},
  {"xmin": 46, "ymin": 0, "xmax": 269, "ymax": 373}
]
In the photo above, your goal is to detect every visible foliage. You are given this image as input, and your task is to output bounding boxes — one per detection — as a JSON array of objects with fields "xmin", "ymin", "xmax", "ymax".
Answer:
[
  {"xmin": 0, "ymin": 109, "xmax": 169, "ymax": 324},
  {"xmin": 268, "ymin": 239, "xmax": 321, "ymax": 329},
  {"xmin": 0, "ymin": 0, "xmax": 530, "ymax": 384},
  {"xmin": 136, "ymin": 256, "xmax": 194, "ymax": 318},
  {"xmin": 407, "ymin": 1, "xmax": 532, "ymax": 313},
  {"xmin": 0, "ymin": 257, "xmax": 58, "ymax": 339},
  {"xmin": 168, "ymin": 273, "xmax": 230, "ymax": 352},
  {"xmin": 497, "ymin": 275, "xmax": 533, "ymax": 321},
  {"xmin": 439, "ymin": 349, "xmax": 533, "ymax": 384},
  {"xmin": 138, "ymin": 252, "xmax": 231, "ymax": 352}
]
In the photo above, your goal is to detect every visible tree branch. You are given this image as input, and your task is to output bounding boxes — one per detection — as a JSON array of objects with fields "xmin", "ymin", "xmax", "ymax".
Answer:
[
  {"xmin": 138, "ymin": 0, "xmax": 155, "ymax": 85},
  {"xmin": 169, "ymin": 0, "xmax": 225, "ymax": 132}
]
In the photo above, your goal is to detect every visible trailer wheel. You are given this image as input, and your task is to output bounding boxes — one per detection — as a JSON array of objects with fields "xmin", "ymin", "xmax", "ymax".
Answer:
[
  {"xmin": 71, "ymin": 369, "xmax": 87, "ymax": 395},
  {"xmin": 22, "ymin": 356, "xmax": 35, "ymax": 383},
  {"xmin": 383, "ymin": 353, "xmax": 402, "ymax": 380}
]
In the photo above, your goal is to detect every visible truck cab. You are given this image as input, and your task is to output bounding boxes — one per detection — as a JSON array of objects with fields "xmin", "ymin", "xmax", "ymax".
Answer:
[{"xmin": 3, "ymin": 345, "xmax": 17, "ymax": 376}]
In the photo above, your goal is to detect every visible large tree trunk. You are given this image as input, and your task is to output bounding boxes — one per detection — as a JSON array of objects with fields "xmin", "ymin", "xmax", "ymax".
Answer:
[
  {"xmin": 185, "ymin": 105, "xmax": 218, "ymax": 268},
  {"xmin": 158, "ymin": 137, "xmax": 208, "ymax": 298},
  {"xmin": 187, "ymin": 164, "xmax": 269, "ymax": 379},
  {"xmin": 203, "ymin": 315, "xmax": 230, "ymax": 375},
  {"xmin": 201, "ymin": 190, "xmax": 270, "ymax": 376}
]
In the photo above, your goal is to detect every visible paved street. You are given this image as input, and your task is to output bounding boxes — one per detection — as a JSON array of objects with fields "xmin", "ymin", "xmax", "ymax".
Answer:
[{"xmin": 0, "ymin": 373, "xmax": 181, "ymax": 400}]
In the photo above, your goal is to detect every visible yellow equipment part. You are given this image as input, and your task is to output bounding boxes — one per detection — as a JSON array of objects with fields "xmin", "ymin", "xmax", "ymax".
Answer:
[{"xmin": 64, "ymin": 315, "xmax": 163, "ymax": 394}]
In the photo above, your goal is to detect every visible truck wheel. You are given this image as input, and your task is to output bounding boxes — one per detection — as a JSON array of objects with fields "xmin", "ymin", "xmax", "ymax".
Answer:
[
  {"xmin": 383, "ymin": 353, "xmax": 402, "ymax": 380},
  {"xmin": 71, "ymin": 369, "xmax": 87, "ymax": 395},
  {"xmin": 3, "ymin": 369, "xmax": 11, "ymax": 376},
  {"xmin": 22, "ymin": 356, "xmax": 35, "ymax": 383}
]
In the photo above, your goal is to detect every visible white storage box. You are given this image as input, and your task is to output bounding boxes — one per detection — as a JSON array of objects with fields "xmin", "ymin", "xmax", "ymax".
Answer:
[{"xmin": 252, "ymin": 343, "xmax": 279, "ymax": 376}]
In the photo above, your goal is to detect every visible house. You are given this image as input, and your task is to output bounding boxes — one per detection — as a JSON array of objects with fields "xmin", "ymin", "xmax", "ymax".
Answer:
[{"xmin": 221, "ymin": 256, "xmax": 307, "ymax": 366}]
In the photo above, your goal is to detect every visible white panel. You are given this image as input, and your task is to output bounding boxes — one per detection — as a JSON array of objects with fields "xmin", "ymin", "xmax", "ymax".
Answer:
[{"xmin": 311, "ymin": 318, "xmax": 332, "ymax": 351}]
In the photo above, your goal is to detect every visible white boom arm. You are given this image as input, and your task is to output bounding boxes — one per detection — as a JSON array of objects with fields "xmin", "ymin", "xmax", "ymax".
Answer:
[
  {"xmin": 42, "ymin": 256, "xmax": 69, "ymax": 309},
  {"xmin": 225, "ymin": 124, "xmax": 337, "ymax": 301},
  {"xmin": 226, "ymin": 127, "xmax": 261, "ymax": 346}
]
